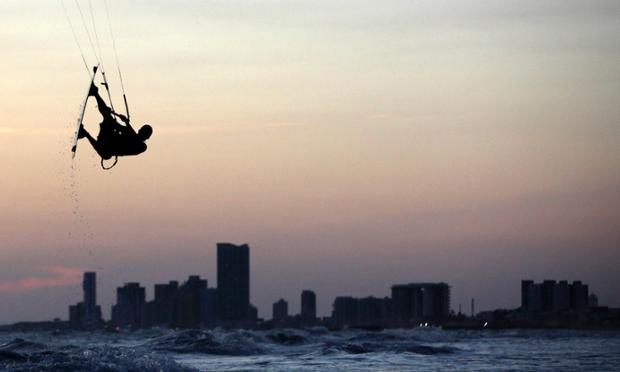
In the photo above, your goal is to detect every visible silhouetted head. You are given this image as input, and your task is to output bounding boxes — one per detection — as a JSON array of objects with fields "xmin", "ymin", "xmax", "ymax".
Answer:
[{"xmin": 138, "ymin": 124, "xmax": 153, "ymax": 141}]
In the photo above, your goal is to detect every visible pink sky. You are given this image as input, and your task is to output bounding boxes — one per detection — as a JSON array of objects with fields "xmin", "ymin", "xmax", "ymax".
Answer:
[{"xmin": 0, "ymin": 267, "xmax": 83, "ymax": 293}]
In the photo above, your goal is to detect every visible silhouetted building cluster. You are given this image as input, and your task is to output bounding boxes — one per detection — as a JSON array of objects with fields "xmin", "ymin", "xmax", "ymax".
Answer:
[
  {"xmin": 64, "ymin": 245, "xmax": 611, "ymax": 331},
  {"xmin": 110, "ymin": 276, "xmax": 219, "ymax": 329},
  {"xmin": 521, "ymin": 280, "xmax": 588, "ymax": 313},
  {"xmin": 110, "ymin": 243, "xmax": 257, "ymax": 329},
  {"xmin": 331, "ymin": 283, "xmax": 450, "ymax": 327},
  {"xmin": 69, "ymin": 272, "xmax": 102, "ymax": 329},
  {"xmin": 463, "ymin": 279, "xmax": 607, "ymax": 330},
  {"xmin": 270, "ymin": 290, "xmax": 319, "ymax": 326},
  {"xmin": 70, "ymin": 242, "xmax": 258, "ymax": 330}
]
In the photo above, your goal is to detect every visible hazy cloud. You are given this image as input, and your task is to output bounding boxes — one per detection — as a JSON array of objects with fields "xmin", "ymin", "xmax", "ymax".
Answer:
[{"xmin": 0, "ymin": 266, "xmax": 82, "ymax": 293}]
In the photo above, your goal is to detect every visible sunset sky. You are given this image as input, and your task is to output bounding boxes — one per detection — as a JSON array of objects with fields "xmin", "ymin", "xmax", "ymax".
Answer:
[{"xmin": 1, "ymin": 0, "xmax": 619, "ymax": 323}]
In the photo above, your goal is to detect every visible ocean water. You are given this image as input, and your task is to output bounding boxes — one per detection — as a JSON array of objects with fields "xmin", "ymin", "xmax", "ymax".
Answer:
[{"xmin": 1, "ymin": 328, "xmax": 619, "ymax": 371}]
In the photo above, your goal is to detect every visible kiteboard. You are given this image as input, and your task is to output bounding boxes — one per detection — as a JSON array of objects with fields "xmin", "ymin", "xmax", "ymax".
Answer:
[{"xmin": 71, "ymin": 64, "xmax": 99, "ymax": 158}]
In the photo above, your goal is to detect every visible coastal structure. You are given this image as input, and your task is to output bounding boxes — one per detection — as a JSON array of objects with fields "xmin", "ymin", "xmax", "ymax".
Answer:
[
  {"xmin": 68, "ymin": 272, "xmax": 103, "ymax": 329},
  {"xmin": 391, "ymin": 283, "xmax": 451, "ymax": 323},
  {"xmin": 217, "ymin": 243, "xmax": 251, "ymax": 322},
  {"xmin": 300, "ymin": 290, "xmax": 317, "ymax": 321},
  {"xmin": 111, "ymin": 282, "xmax": 146, "ymax": 328},
  {"xmin": 521, "ymin": 280, "xmax": 589, "ymax": 312},
  {"xmin": 273, "ymin": 298, "xmax": 288, "ymax": 321}
]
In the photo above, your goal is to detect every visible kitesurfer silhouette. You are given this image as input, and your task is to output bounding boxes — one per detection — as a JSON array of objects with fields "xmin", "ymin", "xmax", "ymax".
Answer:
[{"xmin": 78, "ymin": 83, "xmax": 152, "ymax": 160}]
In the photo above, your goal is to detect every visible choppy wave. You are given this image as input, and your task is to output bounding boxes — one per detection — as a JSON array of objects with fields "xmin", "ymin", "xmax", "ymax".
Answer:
[
  {"xmin": 1, "ymin": 328, "xmax": 619, "ymax": 371},
  {"xmin": 148, "ymin": 329, "xmax": 264, "ymax": 356},
  {"xmin": 321, "ymin": 330, "xmax": 458, "ymax": 355},
  {"xmin": 0, "ymin": 336, "xmax": 194, "ymax": 372}
]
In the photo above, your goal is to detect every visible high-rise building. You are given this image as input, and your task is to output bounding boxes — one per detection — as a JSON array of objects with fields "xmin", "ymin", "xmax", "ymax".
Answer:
[
  {"xmin": 273, "ymin": 298, "xmax": 288, "ymax": 321},
  {"xmin": 142, "ymin": 281, "xmax": 178, "ymax": 328},
  {"xmin": 332, "ymin": 296, "xmax": 392, "ymax": 327},
  {"xmin": 521, "ymin": 280, "xmax": 589, "ymax": 312},
  {"xmin": 174, "ymin": 275, "xmax": 207, "ymax": 328},
  {"xmin": 201, "ymin": 288, "xmax": 218, "ymax": 325},
  {"xmin": 82, "ymin": 272, "xmax": 102, "ymax": 327},
  {"xmin": 521, "ymin": 280, "xmax": 535, "ymax": 311},
  {"xmin": 111, "ymin": 282, "xmax": 146, "ymax": 328},
  {"xmin": 357, "ymin": 296, "xmax": 392, "ymax": 326},
  {"xmin": 300, "ymin": 290, "xmax": 316, "ymax": 321},
  {"xmin": 541, "ymin": 280, "xmax": 556, "ymax": 312},
  {"xmin": 68, "ymin": 272, "xmax": 102, "ymax": 329},
  {"xmin": 332, "ymin": 296, "xmax": 358, "ymax": 326},
  {"xmin": 570, "ymin": 281, "xmax": 589, "ymax": 310},
  {"xmin": 217, "ymin": 243, "xmax": 250, "ymax": 321},
  {"xmin": 391, "ymin": 283, "xmax": 450, "ymax": 323},
  {"xmin": 554, "ymin": 280, "xmax": 570, "ymax": 311},
  {"xmin": 83, "ymin": 272, "xmax": 96, "ymax": 312},
  {"xmin": 153, "ymin": 281, "xmax": 179, "ymax": 326}
]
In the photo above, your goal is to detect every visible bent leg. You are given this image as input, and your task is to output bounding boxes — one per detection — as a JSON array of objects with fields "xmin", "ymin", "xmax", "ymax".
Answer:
[{"xmin": 80, "ymin": 126, "xmax": 112, "ymax": 160}]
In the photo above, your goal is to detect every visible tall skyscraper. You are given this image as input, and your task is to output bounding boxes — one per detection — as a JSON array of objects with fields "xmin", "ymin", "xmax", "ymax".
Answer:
[
  {"xmin": 300, "ymin": 290, "xmax": 316, "ymax": 320},
  {"xmin": 82, "ymin": 272, "xmax": 102, "ymax": 326},
  {"xmin": 217, "ymin": 242, "xmax": 250, "ymax": 321},
  {"xmin": 69, "ymin": 271, "xmax": 102, "ymax": 329},
  {"xmin": 83, "ymin": 272, "xmax": 96, "ymax": 311}
]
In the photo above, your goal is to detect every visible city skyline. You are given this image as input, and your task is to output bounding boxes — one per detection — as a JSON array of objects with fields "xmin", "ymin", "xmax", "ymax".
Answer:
[
  {"xmin": 57, "ymin": 264, "xmax": 604, "ymax": 330},
  {"xmin": 12, "ymin": 251, "xmax": 612, "ymax": 327},
  {"xmin": 0, "ymin": 241, "xmax": 612, "ymax": 324},
  {"xmin": 1, "ymin": 1, "xmax": 619, "ymax": 323}
]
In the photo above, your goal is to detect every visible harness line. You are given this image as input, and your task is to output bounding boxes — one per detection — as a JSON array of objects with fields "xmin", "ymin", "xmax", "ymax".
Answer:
[
  {"xmin": 104, "ymin": 0, "xmax": 130, "ymax": 120},
  {"xmin": 87, "ymin": 0, "xmax": 115, "ymax": 113},
  {"xmin": 74, "ymin": 0, "xmax": 100, "ymax": 64},
  {"xmin": 61, "ymin": 0, "xmax": 90, "ymax": 75}
]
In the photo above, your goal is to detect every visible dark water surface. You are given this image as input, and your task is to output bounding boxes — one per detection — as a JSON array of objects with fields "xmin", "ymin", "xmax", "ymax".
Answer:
[{"xmin": 1, "ymin": 328, "xmax": 619, "ymax": 371}]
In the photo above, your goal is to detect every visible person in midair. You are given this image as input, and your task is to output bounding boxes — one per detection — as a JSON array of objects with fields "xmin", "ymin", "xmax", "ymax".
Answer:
[{"xmin": 78, "ymin": 83, "xmax": 152, "ymax": 160}]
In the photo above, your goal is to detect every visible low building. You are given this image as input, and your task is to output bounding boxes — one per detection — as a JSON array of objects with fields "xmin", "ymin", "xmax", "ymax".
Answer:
[{"xmin": 273, "ymin": 299, "xmax": 288, "ymax": 322}]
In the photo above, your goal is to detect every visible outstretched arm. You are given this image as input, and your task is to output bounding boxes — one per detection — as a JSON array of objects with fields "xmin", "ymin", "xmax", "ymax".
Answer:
[{"xmin": 89, "ymin": 84, "xmax": 136, "ymax": 134}]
